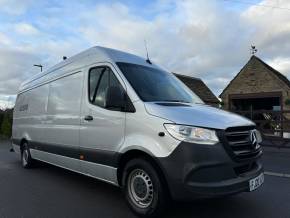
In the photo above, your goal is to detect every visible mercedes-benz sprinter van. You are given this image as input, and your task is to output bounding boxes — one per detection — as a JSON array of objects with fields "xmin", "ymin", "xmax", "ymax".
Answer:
[{"xmin": 12, "ymin": 46, "xmax": 264, "ymax": 217}]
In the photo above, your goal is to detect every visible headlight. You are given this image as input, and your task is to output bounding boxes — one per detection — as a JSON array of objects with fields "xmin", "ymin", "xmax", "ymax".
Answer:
[
  {"xmin": 255, "ymin": 130, "xmax": 263, "ymax": 143},
  {"xmin": 164, "ymin": 124, "xmax": 219, "ymax": 145}
]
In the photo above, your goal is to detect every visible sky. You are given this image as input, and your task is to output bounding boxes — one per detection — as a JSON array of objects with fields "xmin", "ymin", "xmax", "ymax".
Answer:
[{"xmin": 0, "ymin": 0, "xmax": 290, "ymax": 108}]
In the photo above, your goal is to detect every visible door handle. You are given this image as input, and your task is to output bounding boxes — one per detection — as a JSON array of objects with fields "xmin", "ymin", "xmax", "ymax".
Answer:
[{"xmin": 84, "ymin": 115, "xmax": 93, "ymax": 121}]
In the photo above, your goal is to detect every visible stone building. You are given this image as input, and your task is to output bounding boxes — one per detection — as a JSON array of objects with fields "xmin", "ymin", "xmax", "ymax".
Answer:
[
  {"xmin": 220, "ymin": 55, "xmax": 290, "ymax": 136},
  {"xmin": 174, "ymin": 73, "xmax": 220, "ymax": 107},
  {"xmin": 220, "ymin": 55, "xmax": 290, "ymax": 111}
]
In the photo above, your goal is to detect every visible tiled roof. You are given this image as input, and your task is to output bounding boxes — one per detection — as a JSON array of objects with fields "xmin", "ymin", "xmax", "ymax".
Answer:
[{"xmin": 174, "ymin": 73, "xmax": 219, "ymax": 104}]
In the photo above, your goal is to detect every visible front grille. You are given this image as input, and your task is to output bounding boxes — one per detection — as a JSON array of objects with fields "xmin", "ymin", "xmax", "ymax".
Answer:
[{"xmin": 224, "ymin": 126, "xmax": 261, "ymax": 160}]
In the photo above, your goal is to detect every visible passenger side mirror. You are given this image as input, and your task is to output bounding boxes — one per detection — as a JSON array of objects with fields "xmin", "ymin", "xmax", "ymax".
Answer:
[
  {"xmin": 106, "ymin": 86, "xmax": 126, "ymax": 111},
  {"xmin": 106, "ymin": 86, "xmax": 136, "ymax": 112}
]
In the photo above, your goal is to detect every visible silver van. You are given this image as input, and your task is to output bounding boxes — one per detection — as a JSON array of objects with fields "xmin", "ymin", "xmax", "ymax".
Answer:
[{"xmin": 12, "ymin": 46, "xmax": 264, "ymax": 217}]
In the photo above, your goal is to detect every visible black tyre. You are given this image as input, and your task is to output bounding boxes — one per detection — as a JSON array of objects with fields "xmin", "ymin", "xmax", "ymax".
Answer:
[
  {"xmin": 21, "ymin": 142, "xmax": 34, "ymax": 168},
  {"xmin": 122, "ymin": 158, "xmax": 169, "ymax": 217}
]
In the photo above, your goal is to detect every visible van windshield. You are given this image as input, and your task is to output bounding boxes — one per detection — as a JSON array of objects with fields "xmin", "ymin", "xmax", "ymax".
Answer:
[{"xmin": 117, "ymin": 62, "xmax": 203, "ymax": 104}]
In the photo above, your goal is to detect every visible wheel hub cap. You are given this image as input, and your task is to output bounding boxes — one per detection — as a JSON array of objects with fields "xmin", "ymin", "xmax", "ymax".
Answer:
[
  {"xmin": 133, "ymin": 177, "xmax": 147, "ymax": 198},
  {"xmin": 128, "ymin": 169, "xmax": 154, "ymax": 208}
]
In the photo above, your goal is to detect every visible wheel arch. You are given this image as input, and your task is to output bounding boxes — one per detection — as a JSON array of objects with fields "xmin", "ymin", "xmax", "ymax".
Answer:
[{"xmin": 117, "ymin": 149, "xmax": 171, "ymax": 198}]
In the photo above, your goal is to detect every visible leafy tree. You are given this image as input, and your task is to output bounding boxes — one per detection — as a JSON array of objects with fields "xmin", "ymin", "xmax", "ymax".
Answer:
[{"xmin": 0, "ymin": 112, "xmax": 12, "ymax": 138}]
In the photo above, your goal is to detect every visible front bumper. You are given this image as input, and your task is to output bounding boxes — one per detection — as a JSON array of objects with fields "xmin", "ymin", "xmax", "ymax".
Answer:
[{"xmin": 156, "ymin": 141, "xmax": 263, "ymax": 201}]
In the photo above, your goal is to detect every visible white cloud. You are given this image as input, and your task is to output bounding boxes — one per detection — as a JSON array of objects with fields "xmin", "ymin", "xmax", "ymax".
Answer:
[
  {"xmin": 0, "ymin": 32, "xmax": 11, "ymax": 46},
  {"xmin": 0, "ymin": 95, "xmax": 16, "ymax": 109},
  {"xmin": 14, "ymin": 23, "xmax": 39, "ymax": 36},
  {"xmin": 242, "ymin": 0, "xmax": 290, "ymax": 57},
  {"xmin": 0, "ymin": 0, "xmax": 33, "ymax": 15},
  {"xmin": 1, "ymin": 0, "xmax": 290, "ymax": 108},
  {"xmin": 268, "ymin": 57, "xmax": 290, "ymax": 75},
  {"xmin": 78, "ymin": 1, "xmax": 252, "ymax": 92}
]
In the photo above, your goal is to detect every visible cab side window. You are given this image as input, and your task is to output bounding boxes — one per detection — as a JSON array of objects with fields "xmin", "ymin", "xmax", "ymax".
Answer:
[
  {"xmin": 88, "ymin": 66, "xmax": 124, "ymax": 109},
  {"xmin": 89, "ymin": 67, "xmax": 105, "ymax": 104}
]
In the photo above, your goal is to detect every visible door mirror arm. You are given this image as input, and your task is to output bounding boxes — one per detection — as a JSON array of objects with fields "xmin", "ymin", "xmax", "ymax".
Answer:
[
  {"xmin": 106, "ymin": 86, "xmax": 135, "ymax": 113},
  {"xmin": 123, "ymin": 93, "xmax": 136, "ymax": 113}
]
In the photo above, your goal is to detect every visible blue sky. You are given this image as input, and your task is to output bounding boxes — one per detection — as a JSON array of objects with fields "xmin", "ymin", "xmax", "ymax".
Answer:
[
  {"xmin": 0, "ymin": 0, "xmax": 290, "ymax": 108},
  {"xmin": 222, "ymin": 0, "xmax": 262, "ymax": 10}
]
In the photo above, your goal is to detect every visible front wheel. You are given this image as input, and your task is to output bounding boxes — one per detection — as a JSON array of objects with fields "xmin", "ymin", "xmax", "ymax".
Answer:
[{"xmin": 122, "ymin": 158, "xmax": 169, "ymax": 217}]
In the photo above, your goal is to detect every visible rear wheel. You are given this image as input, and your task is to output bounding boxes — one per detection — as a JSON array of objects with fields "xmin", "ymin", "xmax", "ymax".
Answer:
[
  {"xmin": 122, "ymin": 158, "xmax": 168, "ymax": 217},
  {"xmin": 21, "ymin": 142, "xmax": 34, "ymax": 168}
]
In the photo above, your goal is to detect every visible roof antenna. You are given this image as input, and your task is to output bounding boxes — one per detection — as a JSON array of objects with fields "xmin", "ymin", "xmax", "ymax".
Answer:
[{"xmin": 144, "ymin": 40, "xmax": 152, "ymax": 64}]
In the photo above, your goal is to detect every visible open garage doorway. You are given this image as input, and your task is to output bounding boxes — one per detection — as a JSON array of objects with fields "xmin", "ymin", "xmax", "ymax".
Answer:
[
  {"xmin": 230, "ymin": 96, "xmax": 281, "ymax": 111},
  {"xmin": 229, "ymin": 92, "xmax": 283, "ymax": 136}
]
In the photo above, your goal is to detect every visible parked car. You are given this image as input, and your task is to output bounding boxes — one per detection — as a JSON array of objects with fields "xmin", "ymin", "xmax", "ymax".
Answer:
[{"xmin": 12, "ymin": 46, "xmax": 264, "ymax": 217}]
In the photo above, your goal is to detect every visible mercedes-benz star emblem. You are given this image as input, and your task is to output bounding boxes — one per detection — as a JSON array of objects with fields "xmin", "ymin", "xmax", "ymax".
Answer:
[{"xmin": 250, "ymin": 130, "xmax": 259, "ymax": 149}]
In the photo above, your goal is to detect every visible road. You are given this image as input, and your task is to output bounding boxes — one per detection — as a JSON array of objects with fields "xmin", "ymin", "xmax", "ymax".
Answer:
[{"xmin": 0, "ymin": 140, "xmax": 290, "ymax": 218}]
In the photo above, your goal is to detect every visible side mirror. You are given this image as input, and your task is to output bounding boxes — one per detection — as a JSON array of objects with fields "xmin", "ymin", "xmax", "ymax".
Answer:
[
  {"xmin": 106, "ymin": 86, "xmax": 136, "ymax": 112},
  {"xmin": 106, "ymin": 86, "xmax": 126, "ymax": 110}
]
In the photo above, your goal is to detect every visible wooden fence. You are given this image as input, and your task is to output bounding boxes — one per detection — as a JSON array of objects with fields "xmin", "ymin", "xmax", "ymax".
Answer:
[{"xmin": 231, "ymin": 109, "xmax": 290, "ymax": 139}]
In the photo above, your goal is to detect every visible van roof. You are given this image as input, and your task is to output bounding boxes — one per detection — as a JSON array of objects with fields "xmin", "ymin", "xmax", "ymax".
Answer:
[{"xmin": 19, "ymin": 46, "xmax": 160, "ymax": 92}]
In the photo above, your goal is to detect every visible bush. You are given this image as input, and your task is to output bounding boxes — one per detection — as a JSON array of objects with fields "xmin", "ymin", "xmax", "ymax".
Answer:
[
  {"xmin": 0, "ymin": 109, "xmax": 13, "ymax": 138},
  {"xmin": 0, "ymin": 113, "xmax": 12, "ymax": 138}
]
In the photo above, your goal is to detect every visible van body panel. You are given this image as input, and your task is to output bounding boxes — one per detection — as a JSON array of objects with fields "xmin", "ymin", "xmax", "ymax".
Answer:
[
  {"xmin": 118, "ymin": 101, "xmax": 180, "ymax": 158},
  {"xmin": 79, "ymin": 160, "xmax": 118, "ymax": 185},
  {"xmin": 19, "ymin": 47, "xmax": 161, "ymax": 95},
  {"xmin": 80, "ymin": 63, "xmax": 126, "ymax": 152},
  {"xmin": 144, "ymin": 102, "xmax": 254, "ymax": 130},
  {"xmin": 80, "ymin": 63, "xmax": 126, "ymax": 178},
  {"xmin": 13, "ymin": 83, "xmax": 49, "ymax": 147},
  {"xmin": 45, "ymin": 72, "xmax": 83, "ymax": 147},
  {"xmin": 30, "ymin": 149, "xmax": 118, "ymax": 185},
  {"xmin": 30, "ymin": 148, "xmax": 80, "ymax": 173}
]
